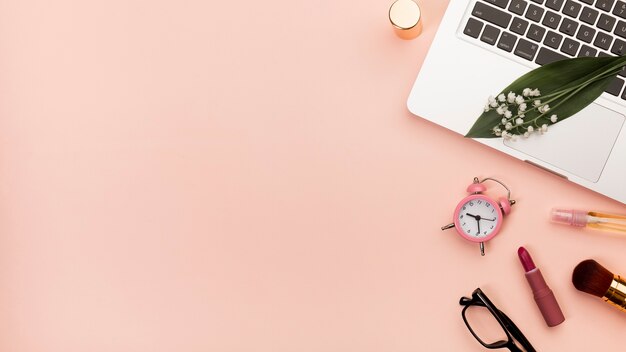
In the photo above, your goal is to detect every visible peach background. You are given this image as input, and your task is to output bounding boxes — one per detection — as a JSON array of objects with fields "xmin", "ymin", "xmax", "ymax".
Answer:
[{"xmin": 1, "ymin": 0, "xmax": 626, "ymax": 350}]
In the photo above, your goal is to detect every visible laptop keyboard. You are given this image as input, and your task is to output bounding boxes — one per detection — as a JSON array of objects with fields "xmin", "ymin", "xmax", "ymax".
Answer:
[{"xmin": 462, "ymin": 0, "xmax": 626, "ymax": 101}]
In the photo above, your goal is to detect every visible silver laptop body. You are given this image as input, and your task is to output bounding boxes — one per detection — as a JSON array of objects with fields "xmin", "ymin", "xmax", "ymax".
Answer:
[{"xmin": 408, "ymin": 0, "xmax": 626, "ymax": 203}]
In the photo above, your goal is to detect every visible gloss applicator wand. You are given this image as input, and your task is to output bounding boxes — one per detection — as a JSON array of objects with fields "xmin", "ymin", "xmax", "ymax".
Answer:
[{"xmin": 518, "ymin": 247, "xmax": 565, "ymax": 327}]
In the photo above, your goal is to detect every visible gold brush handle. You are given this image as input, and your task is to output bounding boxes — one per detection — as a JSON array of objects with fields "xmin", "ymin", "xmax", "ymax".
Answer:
[{"xmin": 604, "ymin": 275, "xmax": 626, "ymax": 311}]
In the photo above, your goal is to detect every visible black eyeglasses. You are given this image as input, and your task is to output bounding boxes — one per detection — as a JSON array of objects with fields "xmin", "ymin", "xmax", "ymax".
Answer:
[{"xmin": 459, "ymin": 288, "xmax": 536, "ymax": 352}]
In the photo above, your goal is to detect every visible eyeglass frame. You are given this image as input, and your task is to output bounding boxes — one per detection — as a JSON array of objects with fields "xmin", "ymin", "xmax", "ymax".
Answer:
[{"xmin": 459, "ymin": 288, "xmax": 536, "ymax": 352}]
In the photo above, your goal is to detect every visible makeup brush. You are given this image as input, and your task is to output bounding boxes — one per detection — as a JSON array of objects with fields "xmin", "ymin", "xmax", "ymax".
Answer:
[{"xmin": 572, "ymin": 259, "xmax": 626, "ymax": 311}]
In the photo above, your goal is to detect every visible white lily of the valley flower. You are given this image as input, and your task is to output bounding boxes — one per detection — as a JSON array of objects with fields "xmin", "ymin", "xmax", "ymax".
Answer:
[
  {"xmin": 507, "ymin": 92, "xmax": 516, "ymax": 103},
  {"xmin": 504, "ymin": 110, "xmax": 512, "ymax": 118},
  {"xmin": 488, "ymin": 96, "xmax": 498, "ymax": 108},
  {"xmin": 533, "ymin": 100, "xmax": 542, "ymax": 107},
  {"xmin": 505, "ymin": 122, "xmax": 513, "ymax": 130},
  {"xmin": 515, "ymin": 118, "xmax": 523, "ymax": 125},
  {"xmin": 551, "ymin": 114, "xmax": 558, "ymax": 123},
  {"xmin": 515, "ymin": 95, "xmax": 525, "ymax": 104},
  {"xmin": 523, "ymin": 88, "xmax": 531, "ymax": 97},
  {"xmin": 527, "ymin": 126, "xmax": 534, "ymax": 132},
  {"xmin": 519, "ymin": 103, "xmax": 527, "ymax": 112},
  {"xmin": 498, "ymin": 93, "xmax": 506, "ymax": 102}
]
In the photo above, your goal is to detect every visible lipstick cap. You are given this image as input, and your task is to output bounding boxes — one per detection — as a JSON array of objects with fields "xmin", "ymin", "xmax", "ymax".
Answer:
[{"xmin": 389, "ymin": 0, "xmax": 423, "ymax": 40}]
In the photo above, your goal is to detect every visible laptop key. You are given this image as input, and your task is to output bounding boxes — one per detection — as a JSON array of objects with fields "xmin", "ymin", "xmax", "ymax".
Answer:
[
  {"xmin": 514, "ymin": 38, "xmax": 539, "ymax": 60},
  {"xmin": 559, "ymin": 17, "xmax": 579, "ymax": 35},
  {"xmin": 484, "ymin": 0, "xmax": 510, "ymax": 8},
  {"xmin": 511, "ymin": 17, "xmax": 530, "ymax": 34},
  {"xmin": 544, "ymin": 30, "xmax": 564, "ymax": 48},
  {"xmin": 594, "ymin": 30, "xmax": 614, "ymax": 49},
  {"xmin": 563, "ymin": 0, "xmax": 582, "ymax": 17},
  {"xmin": 546, "ymin": 0, "xmax": 565, "ymax": 10},
  {"xmin": 615, "ymin": 20, "xmax": 626, "ymax": 38},
  {"xmin": 536, "ymin": 47, "xmax": 569, "ymax": 64},
  {"xmin": 581, "ymin": 6, "xmax": 600, "ymax": 24},
  {"xmin": 527, "ymin": 24, "xmax": 547, "ymax": 41},
  {"xmin": 509, "ymin": 0, "xmax": 528, "ymax": 15},
  {"xmin": 531, "ymin": 0, "xmax": 543, "ymax": 3},
  {"xmin": 473, "ymin": 2, "xmax": 513, "ymax": 28},
  {"xmin": 614, "ymin": 1, "xmax": 626, "ymax": 18},
  {"xmin": 561, "ymin": 37, "xmax": 581, "ymax": 55},
  {"xmin": 578, "ymin": 44, "xmax": 598, "ymax": 56},
  {"xmin": 580, "ymin": 0, "xmax": 595, "ymax": 4},
  {"xmin": 576, "ymin": 24, "xmax": 596, "ymax": 42},
  {"xmin": 498, "ymin": 32, "xmax": 518, "ymax": 51},
  {"xmin": 481, "ymin": 24, "xmax": 501, "ymax": 45},
  {"xmin": 464, "ymin": 17, "xmax": 484, "ymax": 38},
  {"xmin": 596, "ymin": 0, "xmax": 616, "ymax": 11},
  {"xmin": 597, "ymin": 13, "xmax": 617, "ymax": 31},
  {"xmin": 611, "ymin": 37, "xmax": 626, "ymax": 54},
  {"xmin": 605, "ymin": 77, "xmax": 624, "ymax": 95},
  {"xmin": 526, "ymin": 4, "xmax": 545, "ymax": 22},
  {"xmin": 543, "ymin": 11, "xmax": 562, "ymax": 29}
]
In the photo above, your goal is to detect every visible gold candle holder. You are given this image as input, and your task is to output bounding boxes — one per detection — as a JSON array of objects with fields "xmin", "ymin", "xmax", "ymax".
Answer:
[{"xmin": 389, "ymin": 0, "xmax": 423, "ymax": 40}]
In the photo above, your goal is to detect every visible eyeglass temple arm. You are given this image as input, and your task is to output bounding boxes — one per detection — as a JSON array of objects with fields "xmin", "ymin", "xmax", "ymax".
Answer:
[
  {"xmin": 498, "ymin": 311, "xmax": 536, "ymax": 352},
  {"xmin": 507, "ymin": 342, "xmax": 523, "ymax": 352}
]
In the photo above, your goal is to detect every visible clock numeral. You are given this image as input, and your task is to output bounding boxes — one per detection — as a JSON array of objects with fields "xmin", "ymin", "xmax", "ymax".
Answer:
[
  {"xmin": 492, "ymin": 209, "xmax": 495, "ymax": 213},
  {"xmin": 469, "ymin": 202, "xmax": 474, "ymax": 206},
  {"xmin": 460, "ymin": 215, "xmax": 464, "ymax": 219},
  {"xmin": 483, "ymin": 231, "xmax": 487, "ymax": 235},
  {"xmin": 490, "ymin": 225, "xmax": 494, "ymax": 229},
  {"xmin": 486, "ymin": 203, "xmax": 491, "ymax": 208},
  {"xmin": 467, "ymin": 229, "xmax": 471, "ymax": 234},
  {"xmin": 462, "ymin": 222, "xmax": 466, "ymax": 226},
  {"xmin": 477, "ymin": 200, "xmax": 483, "ymax": 205},
  {"xmin": 463, "ymin": 206, "xmax": 466, "ymax": 210}
]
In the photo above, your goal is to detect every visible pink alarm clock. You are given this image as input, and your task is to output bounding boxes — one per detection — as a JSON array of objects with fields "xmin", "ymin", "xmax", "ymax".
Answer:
[{"xmin": 442, "ymin": 177, "xmax": 515, "ymax": 256}]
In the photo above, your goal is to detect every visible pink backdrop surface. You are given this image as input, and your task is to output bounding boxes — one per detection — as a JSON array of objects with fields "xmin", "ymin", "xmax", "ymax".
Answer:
[{"xmin": 1, "ymin": 0, "xmax": 626, "ymax": 350}]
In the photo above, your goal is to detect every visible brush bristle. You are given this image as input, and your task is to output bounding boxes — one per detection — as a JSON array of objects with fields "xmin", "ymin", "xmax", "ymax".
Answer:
[{"xmin": 572, "ymin": 259, "xmax": 614, "ymax": 298}]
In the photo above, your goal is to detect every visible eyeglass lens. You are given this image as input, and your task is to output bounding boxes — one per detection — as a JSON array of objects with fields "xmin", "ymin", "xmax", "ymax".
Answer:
[{"xmin": 462, "ymin": 304, "xmax": 510, "ymax": 345}]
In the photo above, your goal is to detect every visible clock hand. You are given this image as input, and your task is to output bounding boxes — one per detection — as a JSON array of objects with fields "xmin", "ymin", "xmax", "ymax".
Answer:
[
  {"xmin": 480, "ymin": 217, "xmax": 496, "ymax": 222},
  {"xmin": 466, "ymin": 213, "xmax": 479, "ymax": 220},
  {"xmin": 477, "ymin": 220, "xmax": 481, "ymax": 236}
]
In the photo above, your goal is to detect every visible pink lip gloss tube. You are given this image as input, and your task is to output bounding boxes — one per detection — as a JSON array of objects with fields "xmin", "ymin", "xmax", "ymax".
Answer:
[{"xmin": 518, "ymin": 247, "xmax": 565, "ymax": 327}]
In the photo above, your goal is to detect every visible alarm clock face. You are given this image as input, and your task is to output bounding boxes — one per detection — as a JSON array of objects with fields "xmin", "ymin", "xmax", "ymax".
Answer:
[{"xmin": 453, "ymin": 194, "xmax": 503, "ymax": 243}]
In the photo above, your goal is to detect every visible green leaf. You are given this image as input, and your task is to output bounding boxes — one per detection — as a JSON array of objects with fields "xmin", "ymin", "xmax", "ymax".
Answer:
[{"xmin": 465, "ymin": 56, "xmax": 626, "ymax": 138}]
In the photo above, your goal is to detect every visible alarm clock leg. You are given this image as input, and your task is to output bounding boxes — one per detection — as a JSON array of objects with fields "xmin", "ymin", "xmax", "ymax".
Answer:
[
  {"xmin": 441, "ymin": 223, "xmax": 455, "ymax": 230},
  {"xmin": 480, "ymin": 242, "xmax": 485, "ymax": 256}
]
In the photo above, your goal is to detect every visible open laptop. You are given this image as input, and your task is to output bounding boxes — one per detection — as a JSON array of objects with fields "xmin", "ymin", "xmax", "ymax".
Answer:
[{"xmin": 408, "ymin": 0, "xmax": 626, "ymax": 204}]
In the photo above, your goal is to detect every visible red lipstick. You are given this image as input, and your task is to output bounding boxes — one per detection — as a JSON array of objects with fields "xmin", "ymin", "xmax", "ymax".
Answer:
[{"xmin": 518, "ymin": 246, "xmax": 565, "ymax": 327}]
